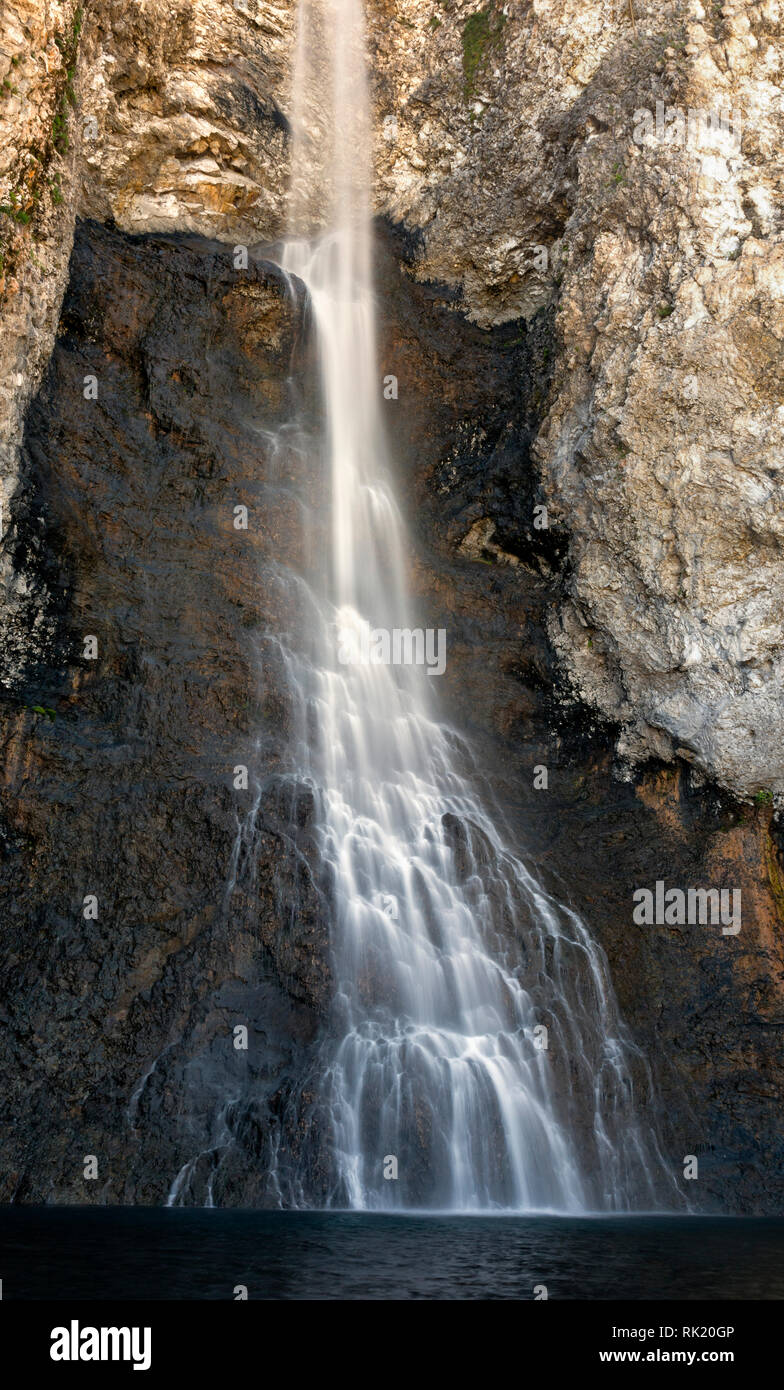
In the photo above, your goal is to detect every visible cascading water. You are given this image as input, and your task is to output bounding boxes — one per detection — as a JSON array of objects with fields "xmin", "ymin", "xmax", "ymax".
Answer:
[{"xmin": 201, "ymin": 0, "xmax": 680, "ymax": 1212}]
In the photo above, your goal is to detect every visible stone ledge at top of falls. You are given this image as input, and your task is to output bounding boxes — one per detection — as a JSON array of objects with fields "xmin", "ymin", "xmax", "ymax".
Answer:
[{"xmin": 2, "ymin": 0, "xmax": 784, "ymax": 802}]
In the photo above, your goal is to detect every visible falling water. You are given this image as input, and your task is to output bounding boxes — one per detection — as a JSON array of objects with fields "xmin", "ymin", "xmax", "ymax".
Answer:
[{"xmin": 229, "ymin": 0, "xmax": 678, "ymax": 1212}]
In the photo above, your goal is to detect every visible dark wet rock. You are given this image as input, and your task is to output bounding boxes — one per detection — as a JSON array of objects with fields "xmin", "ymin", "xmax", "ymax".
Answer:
[
  {"xmin": 0, "ymin": 216, "xmax": 783, "ymax": 1214},
  {"xmin": 0, "ymin": 219, "xmax": 329, "ymax": 1205}
]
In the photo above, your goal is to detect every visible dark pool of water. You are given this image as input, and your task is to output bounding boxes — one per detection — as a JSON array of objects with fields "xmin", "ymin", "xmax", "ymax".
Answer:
[{"xmin": 1, "ymin": 1208, "xmax": 782, "ymax": 1300}]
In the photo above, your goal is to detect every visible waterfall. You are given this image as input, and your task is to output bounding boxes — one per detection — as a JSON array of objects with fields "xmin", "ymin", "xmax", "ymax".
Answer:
[{"xmin": 238, "ymin": 0, "xmax": 678, "ymax": 1212}]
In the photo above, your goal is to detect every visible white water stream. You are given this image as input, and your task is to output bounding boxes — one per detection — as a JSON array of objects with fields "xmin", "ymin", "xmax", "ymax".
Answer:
[{"xmin": 248, "ymin": 0, "xmax": 676, "ymax": 1211}]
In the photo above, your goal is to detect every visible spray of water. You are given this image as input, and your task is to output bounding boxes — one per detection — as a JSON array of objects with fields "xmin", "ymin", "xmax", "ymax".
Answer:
[
  {"xmin": 247, "ymin": 0, "xmax": 679, "ymax": 1212},
  {"xmin": 166, "ymin": 0, "xmax": 679, "ymax": 1212}
]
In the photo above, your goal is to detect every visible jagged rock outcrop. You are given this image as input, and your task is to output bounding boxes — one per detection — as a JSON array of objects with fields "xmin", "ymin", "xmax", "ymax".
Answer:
[
  {"xmin": 78, "ymin": 1, "xmax": 291, "ymax": 239},
  {"xmin": 372, "ymin": 0, "xmax": 784, "ymax": 801},
  {"xmin": 533, "ymin": 2, "xmax": 784, "ymax": 801}
]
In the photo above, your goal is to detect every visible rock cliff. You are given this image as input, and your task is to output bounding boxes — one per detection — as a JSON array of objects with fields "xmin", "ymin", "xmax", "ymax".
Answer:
[
  {"xmin": 1, "ymin": 0, "xmax": 783, "ymax": 1210},
  {"xmin": 5, "ymin": 0, "xmax": 783, "ymax": 797},
  {"xmin": 371, "ymin": 0, "xmax": 784, "ymax": 800}
]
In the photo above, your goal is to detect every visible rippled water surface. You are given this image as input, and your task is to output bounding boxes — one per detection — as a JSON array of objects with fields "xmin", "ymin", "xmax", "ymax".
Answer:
[{"xmin": 2, "ymin": 1210, "xmax": 783, "ymax": 1300}]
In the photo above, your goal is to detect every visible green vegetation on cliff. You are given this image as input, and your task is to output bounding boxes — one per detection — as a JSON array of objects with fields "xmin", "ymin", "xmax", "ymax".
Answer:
[{"xmin": 462, "ymin": 6, "xmax": 506, "ymax": 102}]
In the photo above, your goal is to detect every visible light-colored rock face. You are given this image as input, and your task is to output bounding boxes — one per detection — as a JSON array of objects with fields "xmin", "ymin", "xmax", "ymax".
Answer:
[
  {"xmin": 529, "ymin": 0, "xmax": 784, "ymax": 800},
  {"xmin": 0, "ymin": 0, "xmax": 82, "ymax": 453},
  {"xmin": 369, "ymin": 0, "xmax": 610, "ymax": 325},
  {"xmin": 79, "ymin": 1, "xmax": 292, "ymax": 241},
  {"xmin": 0, "ymin": 0, "xmax": 84, "ymax": 686},
  {"xmin": 369, "ymin": 0, "xmax": 784, "ymax": 800},
  {"xmin": 2, "ymin": 0, "xmax": 783, "ymax": 799}
]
